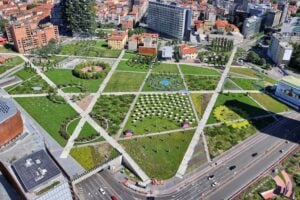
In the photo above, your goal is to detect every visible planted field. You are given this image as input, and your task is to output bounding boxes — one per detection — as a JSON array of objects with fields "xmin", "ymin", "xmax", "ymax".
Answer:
[
  {"xmin": 15, "ymin": 97, "xmax": 77, "ymax": 146},
  {"xmin": 230, "ymin": 67, "xmax": 258, "ymax": 78},
  {"xmin": 45, "ymin": 69, "xmax": 105, "ymax": 93},
  {"xmin": 231, "ymin": 78, "xmax": 265, "ymax": 90},
  {"xmin": 91, "ymin": 95, "xmax": 135, "ymax": 135},
  {"xmin": 250, "ymin": 93, "xmax": 290, "ymax": 113},
  {"xmin": 104, "ymin": 71, "xmax": 146, "ymax": 92},
  {"xmin": 180, "ymin": 64, "xmax": 219, "ymax": 75},
  {"xmin": 184, "ymin": 75, "xmax": 220, "ymax": 90},
  {"xmin": 191, "ymin": 93, "xmax": 212, "ymax": 118},
  {"xmin": 121, "ymin": 130, "xmax": 194, "ymax": 179},
  {"xmin": 143, "ymin": 73, "xmax": 185, "ymax": 91},
  {"xmin": 223, "ymin": 79, "xmax": 241, "ymax": 90},
  {"xmin": 116, "ymin": 60, "xmax": 149, "ymax": 72},
  {"xmin": 152, "ymin": 63, "xmax": 179, "ymax": 74},
  {"xmin": 124, "ymin": 94, "xmax": 197, "ymax": 135},
  {"xmin": 208, "ymin": 93, "xmax": 268, "ymax": 124},
  {"xmin": 70, "ymin": 143, "xmax": 117, "ymax": 170}
]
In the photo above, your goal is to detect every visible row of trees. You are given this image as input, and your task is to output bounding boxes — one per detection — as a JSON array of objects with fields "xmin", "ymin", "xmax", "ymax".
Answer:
[
  {"xmin": 72, "ymin": 61, "xmax": 110, "ymax": 79},
  {"xmin": 211, "ymin": 38, "xmax": 234, "ymax": 52}
]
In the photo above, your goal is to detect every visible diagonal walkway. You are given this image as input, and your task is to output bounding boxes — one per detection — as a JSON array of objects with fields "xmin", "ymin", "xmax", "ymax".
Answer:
[{"xmin": 176, "ymin": 46, "xmax": 238, "ymax": 178}]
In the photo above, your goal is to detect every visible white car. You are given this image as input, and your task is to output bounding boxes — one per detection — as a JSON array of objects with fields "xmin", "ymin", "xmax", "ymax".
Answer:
[{"xmin": 99, "ymin": 187, "xmax": 106, "ymax": 195}]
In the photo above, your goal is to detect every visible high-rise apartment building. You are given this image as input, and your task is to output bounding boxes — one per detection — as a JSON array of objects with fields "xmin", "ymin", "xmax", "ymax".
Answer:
[
  {"xmin": 6, "ymin": 22, "xmax": 59, "ymax": 53},
  {"xmin": 147, "ymin": 0, "xmax": 192, "ymax": 41}
]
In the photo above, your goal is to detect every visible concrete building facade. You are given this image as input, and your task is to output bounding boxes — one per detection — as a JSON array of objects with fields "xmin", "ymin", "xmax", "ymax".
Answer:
[{"xmin": 147, "ymin": 0, "xmax": 192, "ymax": 41}]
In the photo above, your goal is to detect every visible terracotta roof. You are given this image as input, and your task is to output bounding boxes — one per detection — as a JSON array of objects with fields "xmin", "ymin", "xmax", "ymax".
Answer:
[
  {"xmin": 215, "ymin": 20, "xmax": 229, "ymax": 28},
  {"xmin": 180, "ymin": 44, "xmax": 197, "ymax": 55}
]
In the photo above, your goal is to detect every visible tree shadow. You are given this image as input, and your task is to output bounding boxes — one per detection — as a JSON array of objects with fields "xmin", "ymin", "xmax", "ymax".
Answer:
[{"xmin": 223, "ymin": 99, "xmax": 300, "ymax": 144}]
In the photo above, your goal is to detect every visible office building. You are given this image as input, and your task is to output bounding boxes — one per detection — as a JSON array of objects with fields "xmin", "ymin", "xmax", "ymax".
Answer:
[
  {"xmin": 267, "ymin": 33, "xmax": 293, "ymax": 65},
  {"xmin": 242, "ymin": 16, "xmax": 262, "ymax": 38},
  {"xmin": 0, "ymin": 98, "xmax": 23, "ymax": 147},
  {"xmin": 265, "ymin": 10, "xmax": 282, "ymax": 27},
  {"xmin": 275, "ymin": 76, "xmax": 300, "ymax": 107},
  {"xmin": 147, "ymin": 0, "xmax": 192, "ymax": 41}
]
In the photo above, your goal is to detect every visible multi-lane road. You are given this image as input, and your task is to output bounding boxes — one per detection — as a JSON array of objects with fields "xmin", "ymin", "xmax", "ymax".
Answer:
[{"xmin": 80, "ymin": 111, "xmax": 300, "ymax": 200}]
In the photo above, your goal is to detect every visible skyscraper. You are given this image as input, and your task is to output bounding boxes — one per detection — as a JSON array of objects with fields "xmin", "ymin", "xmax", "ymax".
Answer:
[{"xmin": 147, "ymin": 0, "xmax": 192, "ymax": 41}]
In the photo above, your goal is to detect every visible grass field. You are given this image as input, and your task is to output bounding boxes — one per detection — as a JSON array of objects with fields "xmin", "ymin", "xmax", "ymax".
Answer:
[
  {"xmin": 152, "ymin": 63, "xmax": 179, "ymax": 74},
  {"xmin": 184, "ymin": 75, "xmax": 220, "ymax": 90},
  {"xmin": 223, "ymin": 79, "xmax": 241, "ymax": 90},
  {"xmin": 0, "ymin": 56, "xmax": 24, "ymax": 75},
  {"xmin": 104, "ymin": 71, "xmax": 146, "ymax": 92},
  {"xmin": 208, "ymin": 93, "xmax": 268, "ymax": 124},
  {"xmin": 15, "ymin": 69, "xmax": 36, "ymax": 80},
  {"xmin": 231, "ymin": 78, "xmax": 265, "ymax": 90},
  {"xmin": 250, "ymin": 93, "xmax": 290, "ymax": 113},
  {"xmin": 180, "ymin": 65, "xmax": 219, "ymax": 75},
  {"xmin": 70, "ymin": 143, "xmax": 117, "ymax": 170},
  {"xmin": 121, "ymin": 130, "xmax": 194, "ymax": 179},
  {"xmin": 122, "ymin": 52, "xmax": 137, "ymax": 60},
  {"xmin": 45, "ymin": 69, "xmax": 105, "ymax": 92},
  {"xmin": 230, "ymin": 67, "xmax": 258, "ymax": 78},
  {"xmin": 60, "ymin": 40, "xmax": 121, "ymax": 58},
  {"xmin": 66, "ymin": 119, "xmax": 101, "ymax": 142},
  {"xmin": 116, "ymin": 60, "xmax": 149, "ymax": 72},
  {"xmin": 15, "ymin": 97, "xmax": 77, "ymax": 146}
]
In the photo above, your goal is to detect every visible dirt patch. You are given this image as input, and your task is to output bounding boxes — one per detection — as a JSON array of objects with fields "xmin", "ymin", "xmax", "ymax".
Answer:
[
  {"xmin": 80, "ymin": 66, "xmax": 104, "ymax": 72},
  {"xmin": 76, "ymin": 95, "xmax": 93, "ymax": 111}
]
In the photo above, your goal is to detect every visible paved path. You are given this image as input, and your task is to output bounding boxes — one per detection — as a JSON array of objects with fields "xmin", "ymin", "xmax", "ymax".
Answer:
[{"xmin": 176, "ymin": 46, "xmax": 238, "ymax": 178}]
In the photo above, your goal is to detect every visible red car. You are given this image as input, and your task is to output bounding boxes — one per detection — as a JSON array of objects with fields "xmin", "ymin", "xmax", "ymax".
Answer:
[{"xmin": 111, "ymin": 196, "xmax": 118, "ymax": 200}]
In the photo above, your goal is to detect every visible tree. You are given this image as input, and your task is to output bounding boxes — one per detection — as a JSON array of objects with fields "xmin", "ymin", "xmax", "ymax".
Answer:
[
  {"xmin": 0, "ymin": 18, "xmax": 7, "ymax": 34},
  {"xmin": 289, "ymin": 43, "xmax": 300, "ymax": 71},
  {"xmin": 62, "ymin": 0, "xmax": 96, "ymax": 35}
]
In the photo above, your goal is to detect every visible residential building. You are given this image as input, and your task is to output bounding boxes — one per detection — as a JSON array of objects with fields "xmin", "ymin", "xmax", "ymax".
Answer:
[
  {"xmin": 147, "ymin": 0, "xmax": 192, "ymax": 41},
  {"xmin": 107, "ymin": 31, "xmax": 128, "ymax": 49},
  {"xmin": 275, "ymin": 76, "xmax": 300, "ymax": 107},
  {"xmin": 267, "ymin": 33, "xmax": 293, "ymax": 65},
  {"xmin": 5, "ymin": 22, "xmax": 59, "ymax": 53},
  {"xmin": 128, "ymin": 33, "xmax": 159, "ymax": 56},
  {"xmin": 179, "ymin": 44, "xmax": 197, "ymax": 60},
  {"xmin": 242, "ymin": 16, "xmax": 262, "ymax": 38},
  {"xmin": 280, "ymin": 17, "xmax": 300, "ymax": 43}
]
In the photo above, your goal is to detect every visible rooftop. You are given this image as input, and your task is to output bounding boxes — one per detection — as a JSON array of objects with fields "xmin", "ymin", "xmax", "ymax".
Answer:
[
  {"xmin": 280, "ymin": 76, "xmax": 300, "ymax": 89},
  {"xmin": 0, "ymin": 98, "xmax": 18, "ymax": 124},
  {"xmin": 11, "ymin": 150, "xmax": 61, "ymax": 192}
]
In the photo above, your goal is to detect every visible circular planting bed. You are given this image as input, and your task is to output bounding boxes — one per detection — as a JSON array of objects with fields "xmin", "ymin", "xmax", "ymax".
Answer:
[
  {"xmin": 147, "ymin": 73, "xmax": 184, "ymax": 91},
  {"xmin": 72, "ymin": 61, "xmax": 110, "ymax": 79}
]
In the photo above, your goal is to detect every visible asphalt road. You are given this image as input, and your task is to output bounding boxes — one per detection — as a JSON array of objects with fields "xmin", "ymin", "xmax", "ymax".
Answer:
[{"xmin": 89, "ymin": 111, "xmax": 300, "ymax": 200}]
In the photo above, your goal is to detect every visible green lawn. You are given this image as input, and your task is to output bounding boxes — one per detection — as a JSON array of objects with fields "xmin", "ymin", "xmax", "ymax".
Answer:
[
  {"xmin": 208, "ymin": 93, "xmax": 269, "ymax": 124},
  {"xmin": 7, "ymin": 75, "xmax": 51, "ymax": 94},
  {"xmin": 180, "ymin": 64, "xmax": 219, "ymax": 75},
  {"xmin": 0, "ymin": 56, "xmax": 24, "ymax": 75},
  {"xmin": 123, "ymin": 52, "xmax": 137, "ymax": 59},
  {"xmin": 91, "ymin": 95, "xmax": 135, "ymax": 135},
  {"xmin": 45, "ymin": 69, "xmax": 105, "ymax": 92},
  {"xmin": 15, "ymin": 97, "xmax": 78, "ymax": 146},
  {"xmin": 184, "ymin": 75, "xmax": 220, "ymax": 90},
  {"xmin": 104, "ymin": 71, "xmax": 146, "ymax": 92},
  {"xmin": 230, "ymin": 67, "xmax": 258, "ymax": 78},
  {"xmin": 250, "ymin": 93, "xmax": 290, "ymax": 113},
  {"xmin": 60, "ymin": 40, "xmax": 121, "ymax": 58},
  {"xmin": 152, "ymin": 63, "xmax": 179, "ymax": 74},
  {"xmin": 0, "ymin": 45, "xmax": 15, "ymax": 53},
  {"xmin": 231, "ymin": 78, "xmax": 266, "ymax": 90},
  {"xmin": 15, "ymin": 69, "xmax": 36, "ymax": 80},
  {"xmin": 121, "ymin": 130, "xmax": 194, "ymax": 179},
  {"xmin": 71, "ymin": 143, "xmax": 116, "ymax": 170},
  {"xmin": 223, "ymin": 79, "xmax": 241, "ymax": 90},
  {"xmin": 116, "ymin": 60, "xmax": 149, "ymax": 72}
]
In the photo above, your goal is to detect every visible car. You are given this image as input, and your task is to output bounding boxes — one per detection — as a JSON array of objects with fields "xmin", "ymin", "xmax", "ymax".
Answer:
[
  {"xmin": 111, "ymin": 196, "xmax": 118, "ymax": 200},
  {"xmin": 207, "ymin": 175, "xmax": 214, "ymax": 180},
  {"xmin": 229, "ymin": 165, "xmax": 236, "ymax": 170},
  {"xmin": 99, "ymin": 187, "xmax": 106, "ymax": 195},
  {"xmin": 279, "ymin": 149, "xmax": 284, "ymax": 153},
  {"xmin": 252, "ymin": 152, "xmax": 258, "ymax": 157},
  {"xmin": 211, "ymin": 181, "xmax": 218, "ymax": 187}
]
